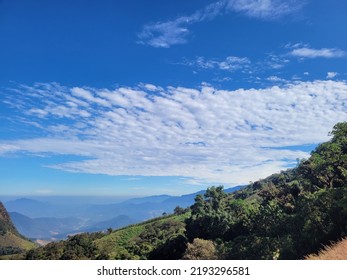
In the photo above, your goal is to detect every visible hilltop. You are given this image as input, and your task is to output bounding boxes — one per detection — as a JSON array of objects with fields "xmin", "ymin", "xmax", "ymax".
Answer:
[
  {"xmin": 0, "ymin": 202, "xmax": 36, "ymax": 258},
  {"xmin": 22, "ymin": 122, "xmax": 347, "ymax": 259}
]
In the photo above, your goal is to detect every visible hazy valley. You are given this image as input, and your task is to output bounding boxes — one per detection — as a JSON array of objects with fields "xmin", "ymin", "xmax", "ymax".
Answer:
[{"xmin": 2, "ymin": 187, "xmax": 242, "ymax": 242}]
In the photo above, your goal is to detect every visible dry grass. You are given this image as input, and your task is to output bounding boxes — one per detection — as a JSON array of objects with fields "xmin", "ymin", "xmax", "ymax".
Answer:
[{"xmin": 305, "ymin": 238, "xmax": 347, "ymax": 260}]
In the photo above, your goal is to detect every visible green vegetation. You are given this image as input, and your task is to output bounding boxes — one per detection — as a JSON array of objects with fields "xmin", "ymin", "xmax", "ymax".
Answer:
[
  {"xmin": 21, "ymin": 122, "xmax": 347, "ymax": 259},
  {"xmin": 25, "ymin": 213, "xmax": 189, "ymax": 260},
  {"xmin": 25, "ymin": 232, "xmax": 104, "ymax": 260},
  {"xmin": 182, "ymin": 238, "xmax": 217, "ymax": 260},
  {"xmin": 0, "ymin": 202, "xmax": 36, "ymax": 258}
]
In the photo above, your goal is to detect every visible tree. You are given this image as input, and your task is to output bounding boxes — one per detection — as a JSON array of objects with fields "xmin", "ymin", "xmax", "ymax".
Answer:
[
  {"xmin": 125, "ymin": 220, "xmax": 186, "ymax": 260},
  {"xmin": 174, "ymin": 206, "xmax": 185, "ymax": 215},
  {"xmin": 299, "ymin": 121, "xmax": 347, "ymax": 190},
  {"xmin": 60, "ymin": 233, "xmax": 98, "ymax": 260},
  {"xmin": 182, "ymin": 238, "xmax": 217, "ymax": 260},
  {"xmin": 186, "ymin": 186, "xmax": 231, "ymax": 240}
]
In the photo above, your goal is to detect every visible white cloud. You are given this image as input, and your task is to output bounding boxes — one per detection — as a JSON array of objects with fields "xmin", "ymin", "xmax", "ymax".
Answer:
[
  {"xmin": 185, "ymin": 56, "xmax": 251, "ymax": 72},
  {"xmin": 227, "ymin": 0, "xmax": 304, "ymax": 19},
  {"xmin": 137, "ymin": 1, "xmax": 226, "ymax": 48},
  {"xmin": 28, "ymin": 108, "xmax": 49, "ymax": 117},
  {"xmin": 290, "ymin": 47, "xmax": 346, "ymax": 59},
  {"xmin": 138, "ymin": 0, "xmax": 303, "ymax": 48},
  {"xmin": 180, "ymin": 52, "xmax": 291, "ymax": 76},
  {"xmin": 143, "ymin": 84, "xmax": 162, "ymax": 92},
  {"xmin": 0, "ymin": 143, "xmax": 21, "ymax": 154},
  {"xmin": 219, "ymin": 56, "xmax": 251, "ymax": 70},
  {"xmin": 264, "ymin": 54, "xmax": 290, "ymax": 69},
  {"xmin": 326, "ymin": 72, "xmax": 338, "ymax": 79},
  {"xmin": 137, "ymin": 20, "xmax": 190, "ymax": 48},
  {"xmin": 71, "ymin": 87, "xmax": 94, "ymax": 101},
  {"xmin": 1, "ymin": 80, "xmax": 347, "ymax": 186},
  {"xmin": 266, "ymin": 75, "xmax": 286, "ymax": 82}
]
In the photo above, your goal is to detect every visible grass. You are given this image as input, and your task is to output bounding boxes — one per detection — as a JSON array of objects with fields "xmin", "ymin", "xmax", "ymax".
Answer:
[
  {"xmin": 0, "ymin": 232, "xmax": 36, "ymax": 260},
  {"xmin": 0, "ymin": 252, "xmax": 27, "ymax": 260},
  {"xmin": 94, "ymin": 212, "xmax": 190, "ymax": 259},
  {"xmin": 305, "ymin": 238, "xmax": 347, "ymax": 260},
  {"xmin": 0, "ymin": 232, "xmax": 36, "ymax": 250}
]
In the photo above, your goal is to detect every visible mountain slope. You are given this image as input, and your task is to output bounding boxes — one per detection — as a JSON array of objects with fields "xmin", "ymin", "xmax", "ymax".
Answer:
[
  {"xmin": 0, "ymin": 202, "xmax": 35, "ymax": 257},
  {"xmin": 80, "ymin": 215, "xmax": 137, "ymax": 233},
  {"xmin": 0, "ymin": 201, "xmax": 17, "ymax": 234}
]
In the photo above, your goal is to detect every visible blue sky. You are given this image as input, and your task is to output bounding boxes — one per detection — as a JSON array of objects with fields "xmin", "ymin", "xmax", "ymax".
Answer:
[{"xmin": 0, "ymin": 0, "xmax": 346, "ymax": 197}]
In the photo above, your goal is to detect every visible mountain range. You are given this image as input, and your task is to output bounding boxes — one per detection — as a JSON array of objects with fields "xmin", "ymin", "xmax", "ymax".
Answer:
[{"xmin": 3, "ymin": 186, "xmax": 243, "ymax": 241}]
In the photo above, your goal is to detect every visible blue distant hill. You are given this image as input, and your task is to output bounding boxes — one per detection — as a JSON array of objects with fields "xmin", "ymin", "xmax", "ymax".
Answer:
[{"xmin": 5, "ymin": 185, "xmax": 244, "ymax": 241}]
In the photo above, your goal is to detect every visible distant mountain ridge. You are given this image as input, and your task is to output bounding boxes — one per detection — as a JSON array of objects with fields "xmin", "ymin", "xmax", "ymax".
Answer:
[
  {"xmin": 5, "ymin": 185, "xmax": 244, "ymax": 241},
  {"xmin": 9, "ymin": 212, "xmax": 84, "ymax": 239},
  {"xmin": 9, "ymin": 212, "xmax": 138, "ymax": 240},
  {"xmin": 4, "ymin": 198, "xmax": 89, "ymax": 219}
]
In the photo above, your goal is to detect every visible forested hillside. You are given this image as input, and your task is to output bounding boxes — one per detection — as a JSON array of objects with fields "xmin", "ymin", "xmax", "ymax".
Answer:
[
  {"xmin": 0, "ymin": 202, "xmax": 36, "ymax": 258},
  {"xmin": 25, "ymin": 213, "xmax": 189, "ymax": 260},
  {"xmin": 24, "ymin": 122, "xmax": 347, "ymax": 260}
]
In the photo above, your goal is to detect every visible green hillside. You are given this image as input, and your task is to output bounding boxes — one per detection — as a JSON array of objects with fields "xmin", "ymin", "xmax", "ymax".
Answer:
[
  {"xmin": 26, "ymin": 213, "xmax": 189, "ymax": 260},
  {"xmin": 0, "ymin": 202, "xmax": 36, "ymax": 259},
  {"xmin": 24, "ymin": 122, "xmax": 347, "ymax": 260},
  {"xmin": 95, "ymin": 213, "xmax": 189, "ymax": 259}
]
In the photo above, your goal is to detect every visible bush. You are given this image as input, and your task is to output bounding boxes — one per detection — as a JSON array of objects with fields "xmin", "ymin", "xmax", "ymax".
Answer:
[{"xmin": 183, "ymin": 238, "xmax": 217, "ymax": 260}]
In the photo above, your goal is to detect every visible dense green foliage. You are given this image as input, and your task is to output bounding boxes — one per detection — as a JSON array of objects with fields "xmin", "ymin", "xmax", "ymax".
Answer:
[
  {"xmin": 26, "ymin": 232, "xmax": 105, "ymax": 260},
  {"xmin": 183, "ymin": 238, "xmax": 217, "ymax": 260},
  {"xmin": 0, "ymin": 246, "xmax": 24, "ymax": 255},
  {"xmin": 22, "ymin": 122, "xmax": 347, "ymax": 260},
  {"xmin": 120, "ymin": 219, "xmax": 186, "ymax": 259},
  {"xmin": 0, "ymin": 202, "xmax": 36, "ymax": 256},
  {"xmin": 25, "ymin": 214, "xmax": 189, "ymax": 260}
]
